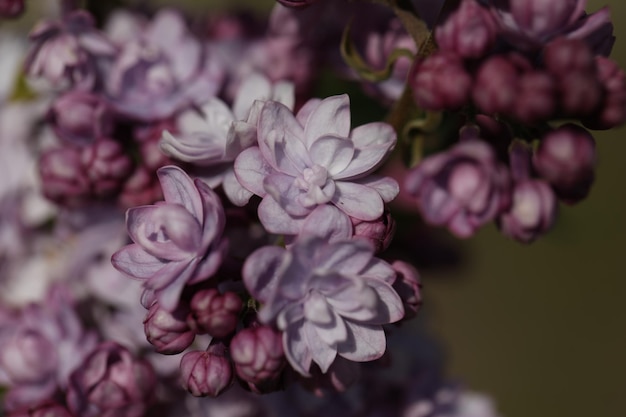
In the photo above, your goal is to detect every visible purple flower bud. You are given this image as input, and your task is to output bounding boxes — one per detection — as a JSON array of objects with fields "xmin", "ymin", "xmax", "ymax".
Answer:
[
  {"xmin": 583, "ymin": 56, "xmax": 626, "ymax": 130},
  {"xmin": 66, "ymin": 342, "xmax": 156, "ymax": 417},
  {"xmin": 39, "ymin": 146, "xmax": 89, "ymax": 206},
  {"xmin": 188, "ymin": 289, "xmax": 242, "ymax": 338},
  {"xmin": 180, "ymin": 346, "xmax": 233, "ymax": 397},
  {"xmin": 7, "ymin": 402, "xmax": 72, "ymax": 417},
  {"xmin": 472, "ymin": 55, "xmax": 521, "ymax": 115},
  {"xmin": 144, "ymin": 302, "xmax": 195, "ymax": 355},
  {"xmin": 558, "ymin": 71, "xmax": 602, "ymax": 117},
  {"xmin": 48, "ymin": 91, "xmax": 110, "ymax": 145},
  {"xmin": 533, "ymin": 124, "xmax": 596, "ymax": 204},
  {"xmin": 25, "ymin": 11, "xmax": 116, "ymax": 90},
  {"xmin": 410, "ymin": 53, "xmax": 472, "ymax": 111},
  {"xmin": 405, "ymin": 140, "xmax": 511, "ymax": 238},
  {"xmin": 117, "ymin": 166, "xmax": 163, "ymax": 208},
  {"xmin": 391, "ymin": 260, "xmax": 422, "ymax": 320},
  {"xmin": 0, "ymin": 0, "xmax": 24, "ymax": 18},
  {"xmin": 436, "ymin": 0, "xmax": 497, "ymax": 59},
  {"xmin": 543, "ymin": 38, "xmax": 595, "ymax": 77},
  {"xmin": 513, "ymin": 71, "xmax": 556, "ymax": 123},
  {"xmin": 497, "ymin": 179, "xmax": 557, "ymax": 243},
  {"xmin": 350, "ymin": 210, "xmax": 395, "ymax": 254},
  {"xmin": 81, "ymin": 138, "xmax": 134, "ymax": 198},
  {"xmin": 230, "ymin": 326, "xmax": 285, "ymax": 389}
]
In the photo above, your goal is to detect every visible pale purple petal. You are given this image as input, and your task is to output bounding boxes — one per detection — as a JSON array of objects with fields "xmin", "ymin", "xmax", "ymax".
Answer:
[
  {"xmin": 355, "ymin": 176, "xmax": 399, "ymax": 203},
  {"xmin": 336, "ymin": 321, "xmax": 385, "ymax": 362},
  {"xmin": 234, "ymin": 147, "xmax": 274, "ymax": 197},
  {"xmin": 111, "ymin": 244, "xmax": 165, "ymax": 279},
  {"xmin": 336, "ymin": 123, "xmax": 396, "ymax": 179},
  {"xmin": 304, "ymin": 95, "xmax": 351, "ymax": 148},
  {"xmin": 242, "ymin": 245, "xmax": 288, "ymax": 303},
  {"xmin": 299, "ymin": 205, "xmax": 353, "ymax": 242},
  {"xmin": 332, "ymin": 181, "xmax": 384, "ymax": 221},
  {"xmin": 257, "ymin": 197, "xmax": 306, "ymax": 235},
  {"xmin": 157, "ymin": 166, "xmax": 203, "ymax": 222},
  {"xmin": 308, "ymin": 135, "xmax": 354, "ymax": 175},
  {"xmin": 295, "ymin": 98, "xmax": 321, "ymax": 126},
  {"xmin": 303, "ymin": 321, "xmax": 337, "ymax": 373},
  {"xmin": 222, "ymin": 168, "xmax": 254, "ymax": 206},
  {"xmin": 283, "ymin": 320, "xmax": 312, "ymax": 376},
  {"xmin": 264, "ymin": 173, "xmax": 311, "ymax": 217}
]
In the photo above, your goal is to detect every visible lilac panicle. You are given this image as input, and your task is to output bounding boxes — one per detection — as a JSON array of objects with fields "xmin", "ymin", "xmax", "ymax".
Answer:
[
  {"xmin": 405, "ymin": 139, "xmax": 511, "ymax": 238},
  {"xmin": 234, "ymin": 94, "xmax": 399, "ymax": 235},
  {"xmin": 243, "ymin": 236, "xmax": 404, "ymax": 376},
  {"xmin": 66, "ymin": 342, "xmax": 156, "ymax": 417},
  {"xmin": 104, "ymin": 9, "xmax": 224, "ymax": 122},
  {"xmin": 25, "ymin": 10, "xmax": 116, "ymax": 90},
  {"xmin": 180, "ymin": 345, "xmax": 233, "ymax": 397},
  {"xmin": 111, "ymin": 165, "xmax": 228, "ymax": 311},
  {"xmin": 144, "ymin": 301, "xmax": 195, "ymax": 355}
]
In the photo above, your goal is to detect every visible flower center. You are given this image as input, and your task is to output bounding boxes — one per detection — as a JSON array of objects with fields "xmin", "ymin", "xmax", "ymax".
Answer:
[{"xmin": 294, "ymin": 164, "xmax": 333, "ymax": 207}]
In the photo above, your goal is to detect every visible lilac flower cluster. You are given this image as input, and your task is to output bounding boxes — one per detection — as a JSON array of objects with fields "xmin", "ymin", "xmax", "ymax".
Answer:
[
  {"xmin": 0, "ymin": 0, "xmax": 624, "ymax": 415},
  {"xmin": 405, "ymin": 0, "xmax": 623, "ymax": 242}
]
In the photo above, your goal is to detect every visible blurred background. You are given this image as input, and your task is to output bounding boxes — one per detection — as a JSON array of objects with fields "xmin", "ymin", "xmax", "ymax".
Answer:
[{"xmin": 4, "ymin": 0, "xmax": 625, "ymax": 416}]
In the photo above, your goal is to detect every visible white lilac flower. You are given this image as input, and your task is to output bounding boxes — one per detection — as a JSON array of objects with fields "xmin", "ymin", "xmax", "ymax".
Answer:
[
  {"xmin": 234, "ymin": 94, "xmax": 398, "ymax": 235},
  {"xmin": 160, "ymin": 72, "xmax": 294, "ymax": 205},
  {"xmin": 111, "ymin": 165, "xmax": 228, "ymax": 311},
  {"xmin": 243, "ymin": 234, "xmax": 404, "ymax": 376}
]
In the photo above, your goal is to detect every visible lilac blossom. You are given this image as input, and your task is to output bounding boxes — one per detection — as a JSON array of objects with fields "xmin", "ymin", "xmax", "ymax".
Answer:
[
  {"xmin": 111, "ymin": 165, "xmax": 228, "ymax": 311},
  {"xmin": 160, "ymin": 72, "xmax": 294, "ymax": 205},
  {"xmin": 234, "ymin": 94, "xmax": 398, "ymax": 235},
  {"xmin": 405, "ymin": 139, "xmax": 511, "ymax": 238},
  {"xmin": 48, "ymin": 91, "xmax": 111, "ymax": 145},
  {"xmin": 25, "ymin": 11, "xmax": 116, "ymax": 90},
  {"xmin": 104, "ymin": 9, "xmax": 224, "ymax": 122},
  {"xmin": 180, "ymin": 344, "xmax": 233, "ymax": 397},
  {"xmin": 0, "ymin": 287, "xmax": 99, "ymax": 411},
  {"xmin": 243, "ymin": 235, "xmax": 404, "ymax": 376},
  {"xmin": 66, "ymin": 342, "xmax": 156, "ymax": 417},
  {"xmin": 188, "ymin": 288, "xmax": 242, "ymax": 338},
  {"xmin": 488, "ymin": 0, "xmax": 613, "ymax": 51},
  {"xmin": 144, "ymin": 301, "xmax": 195, "ymax": 355}
]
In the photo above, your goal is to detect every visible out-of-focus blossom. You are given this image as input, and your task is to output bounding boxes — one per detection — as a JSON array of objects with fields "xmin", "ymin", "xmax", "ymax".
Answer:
[
  {"xmin": 66, "ymin": 341, "xmax": 156, "ymax": 417},
  {"xmin": 144, "ymin": 301, "xmax": 195, "ymax": 355},
  {"xmin": 230, "ymin": 325, "xmax": 285, "ymax": 391},
  {"xmin": 104, "ymin": 9, "xmax": 224, "ymax": 122},
  {"xmin": 25, "ymin": 11, "xmax": 116, "ymax": 90},
  {"xmin": 235, "ymin": 94, "xmax": 398, "ymax": 235},
  {"xmin": 410, "ymin": 53, "xmax": 472, "ymax": 111},
  {"xmin": 81, "ymin": 137, "xmax": 134, "ymax": 197},
  {"xmin": 48, "ymin": 91, "xmax": 111, "ymax": 145},
  {"xmin": 0, "ymin": 0, "xmax": 24, "ymax": 18},
  {"xmin": 276, "ymin": 0, "xmax": 320, "ymax": 8},
  {"xmin": 584, "ymin": 56, "xmax": 626, "ymax": 130},
  {"xmin": 391, "ymin": 260, "xmax": 422, "ymax": 320},
  {"xmin": 183, "ymin": 386, "xmax": 270, "ymax": 417},
  {"xmin": 488, "ymin": 0, "xmax": 613, "ymax": 52},
  {"xmin": 39, "ymin": 145, "xmax": 87, "ymax": 206},
  {"xmin": 112, "ymin": 165, "xmax": 228, "ymax": 311},
  {"xmin": 436, "ymin": 0, "xmax": 498, "ymax": 59},
  {"xmin": 7, "ymin": 401, "xmax": 73, "ymax": 417},
  {"xmin": 243, "ymin": 236, "xmax": 404, "ymax": 376},
  {"xmin": 405, "ymin": 139, "xmax": 511, "ymax": 238},
  {"xmin": 472, "ymin": 54, "xmax": 523, "ymax": 116},
  {"xmin": 0, "ymin": 287, "xmax": 99, "ymax": 411},
  {"xmin": 533, "ymin": 123, "xmax": 596, "ymax": 204},
  {"xmin": 180, "ymin": 345, "xmax": 233, "ymax": 397},
  {"xmin": 161, "ymin": 72, "xmax": 294, "ymax": 205},
  {"xmin": 188, "ymin": 289, "xmax": 242, "ymax": 338}
]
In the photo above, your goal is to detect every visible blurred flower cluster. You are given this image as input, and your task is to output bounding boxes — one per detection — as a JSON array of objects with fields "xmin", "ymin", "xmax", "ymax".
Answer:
[{"xmin": 0, "ymin": 0, "xmax": 623, "ymax": 415}]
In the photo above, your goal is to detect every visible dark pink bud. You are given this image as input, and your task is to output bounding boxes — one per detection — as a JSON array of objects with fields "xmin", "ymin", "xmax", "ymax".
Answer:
[
  {"xmin": 180, "ymin": 346, "xmax": 233, "ymax": 397},
  {"xmin": 473, "ymin": 55, "xmax": 520, "ymax": 115},
  {"xmin": 7, "ymin": 402, "xmax": 72, "ymax": 417},
  {"xmin": 188, "ymin": 289, "xmax": 242, "ymax": 338},
  {"xmin": 558, "ymin": 71, "xmax": 602, "ymax": 117},
  {"xmin": 391, "ymin": 261, "xmax": 422, "ymax": 320},
  {"xmin": 351, "ymin": 211, "xmax": 396, "ymax": 253},
  {"xmin": 0, "ymin": 0, "xmax": 24, "ymax": 18},
  {"xmin": 81, "ymin": 137, "xmax": 133, "ymax": 198},
  {"xmin": 49, "ymin": 91, "xmax": 110, "ymax": 145},
  {"xmin": 498, "ymin": 179, "xmax": 557, "ymax": 243},
  {"xmin": 514, "ymin": 71, "xmax": 556, "ymax": 123},
  {"xmin": 410, "ymin": 52, "xmax": 472, "ymax": 111},
  {"xmin": 543, "ymin": 38, "xmax": 595, "ymax": 76},
  {"xmin": 117, "ymin": 166, "xmax": 163, "ymax": 208},
  {"xmin": 230, "ymin": 326, "xmax": 285, "ymax": 390},
  {"xmin": 66, "ymin": 342, "xmax": 156, "ymax": 417},
  {"xmin": 435, "ymin": 0, "xmax": 497, "ymax": 59},
  {"xmin": 533, "ymin": 124, "xmax": 596, "ymax": 204},
  {"xmin": 144, "ymin": 302, "xmax": 195, "ymax": 355},
  {"xmin": 39, "ymin": 146, "xmax": 89, "ymax": 206},
  {"xmin": 583, "ymin": 56, "xmax": 626, "ymax": 130}
]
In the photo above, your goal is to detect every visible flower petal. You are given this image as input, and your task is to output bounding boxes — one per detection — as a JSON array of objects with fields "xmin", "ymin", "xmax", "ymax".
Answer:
[
  {"xmin": 299, "ymin": 205, "xmax": 353, "ymax": 242},
  {"xmin": 242, "ymin": 245, "xmax": 288, "ymax": 303},
  {"xmin": 257, "ymin": 197, "xmax": 306, "ymax": 235},
  {"xmin": 308, "ymin": 135, "xmax": 354, "ymax": 176},
  {"xmin": 336, "ymin": 123, "xmax": 396, "ymax": 179},
  {"xmin": 332, "ymin": 181, "xmax": 384, "ymax": 221},
  {"xmin": 222, "ymin": 168, "xmax": 254, "ymax": 206},
  {"xmin": 336, "ymin": 321, "xmax": 385, "ymax": 362},
  {"xmin": 111, "ymin": 244, "xmax": 164, "ymax": 279},
  {"xmin": 283, "ymin": 319, "xmax": 312, "ymax": 376},
  {"xmin": 304, "ymin": 95, "xmax": 351, "ymax": 148},
  {"xmin": 264, "ymin": 173, "xmax": 310, "ymax": 217},
  {"xmin": 234, "ymin": 147, "xmax": 274, "ymax": 197},
  {"xmin": 157, "ymin": 165, "xmax": 203, "ymax": 222},
  {"xmin": 304, "ymin": 321, "xmax": 337, "ymax": 373}
]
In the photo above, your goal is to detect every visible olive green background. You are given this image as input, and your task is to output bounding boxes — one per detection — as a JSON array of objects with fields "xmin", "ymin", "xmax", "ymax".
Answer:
[{"xmin": 9, "ymin": 1, "xmax": 626, "ymax": 416}]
